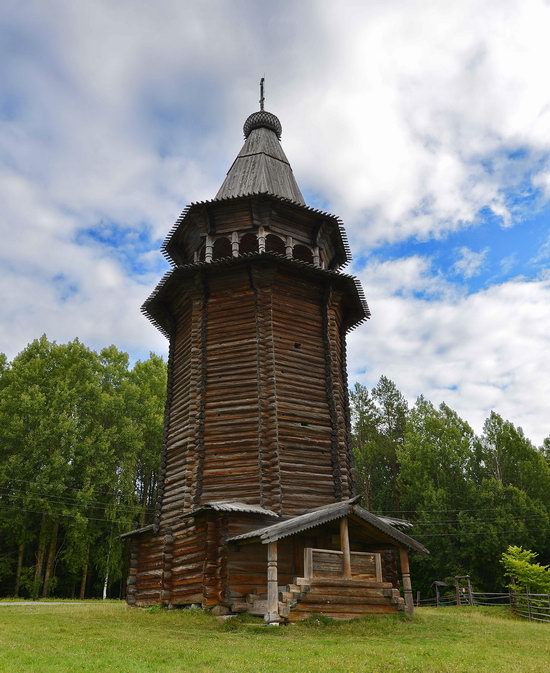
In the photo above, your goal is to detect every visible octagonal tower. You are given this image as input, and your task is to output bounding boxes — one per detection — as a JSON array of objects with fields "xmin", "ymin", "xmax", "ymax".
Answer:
[{"xmin": 123, "ymin": 101, "xmax": 429, "ymax": 616}]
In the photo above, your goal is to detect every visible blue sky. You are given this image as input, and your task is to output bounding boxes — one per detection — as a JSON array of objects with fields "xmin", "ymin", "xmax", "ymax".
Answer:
[{"xmin": 1, "ymin": 0, "xmax": 550, "ymax": 443}]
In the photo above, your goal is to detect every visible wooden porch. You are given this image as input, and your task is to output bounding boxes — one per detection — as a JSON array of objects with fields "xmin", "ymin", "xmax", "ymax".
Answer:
[
  {"xmin": 231, "ymin": 533, "xmax": 410, "ymax": 622},
  {"xmin": 226, "ymin": 499, "xmax": 425, "ymax": 623}
]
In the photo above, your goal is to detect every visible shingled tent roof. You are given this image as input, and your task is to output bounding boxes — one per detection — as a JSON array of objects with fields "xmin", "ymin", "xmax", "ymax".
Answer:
[{"xmin": 216, "ymin": 110, "xmax": 304, "ymax": 204}]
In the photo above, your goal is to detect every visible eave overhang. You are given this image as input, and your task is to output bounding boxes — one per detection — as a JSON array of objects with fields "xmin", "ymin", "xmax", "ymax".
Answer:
[
  {"xmin": 141, "ymin": 252, "xmax": 370, "ymax": 339},
  {"xmin": 119, "ymin": 524, "xmax": 155, "ymax": 540},
  {"xmin": 180, "ymin": 501, "xmax": 279, "ymax": 519}
]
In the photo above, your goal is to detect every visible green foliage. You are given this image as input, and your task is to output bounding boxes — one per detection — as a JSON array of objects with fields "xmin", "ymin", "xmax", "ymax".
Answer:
[
  {"xmin": 299, "ymin": 613, "xmax": 337, "ymax": 628},
  {"xmin": 351, "ymin": 376, "xmax": 407, "ymax": 511},
  {"xmin": 351, "ymin": 376, "xmax": 550, "ymax": 595},
  {"xmin": 501, "ymin": 545, "xmax": 550, "ymax": 593},
  {"xmin": 2, "ymin": 335, "xmax": 549, "ymax": 602},
  {"xmin": 0, "ymin": 555, "xmax": 12, "ymax": 584},
  {"xmin": 0, "ymin": 337, "xmax": 166, "ymax": 599}
]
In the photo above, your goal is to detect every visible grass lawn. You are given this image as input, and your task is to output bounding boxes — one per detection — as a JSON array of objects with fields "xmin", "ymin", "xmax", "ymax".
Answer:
[{"xmin": 0, "ymin": 602, "xmax": 548, "ymax": 673}]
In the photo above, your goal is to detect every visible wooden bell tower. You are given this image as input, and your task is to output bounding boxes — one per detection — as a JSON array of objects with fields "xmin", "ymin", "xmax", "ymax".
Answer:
[{"xmin": 124, "ymin": 92, "xmax": 425, "ymax": 617}]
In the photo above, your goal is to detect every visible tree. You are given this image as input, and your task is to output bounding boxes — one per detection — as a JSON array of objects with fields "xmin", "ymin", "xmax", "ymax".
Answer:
[
  {"xmin": 481, "ymin": 412, "xmax": 550, "ymax": 508},
  {"xmin": 501, "ymin": 545, "xmax": 550, "ymax": 593},
  {"xmin": 351, "ymin": 376, "xmax": 408, "ymax": 511},
  {"xmin": 0, "ymin": 337, "xmax": 166, "ymax": 599},
  {"xmin": 396, "ymin": 398, "xmax": 483, "ymax": 592}
]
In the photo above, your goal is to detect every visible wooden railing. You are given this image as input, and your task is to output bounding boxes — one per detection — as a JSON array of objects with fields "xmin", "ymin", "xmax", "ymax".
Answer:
[{"xmin": 304, "ymin": 548, "xmax": 382, "ymax": 582}]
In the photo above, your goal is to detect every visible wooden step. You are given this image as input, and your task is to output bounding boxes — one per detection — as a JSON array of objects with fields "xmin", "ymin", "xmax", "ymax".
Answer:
[
  {"xmin": 300, "ymin": 594, "xmax": 395, "ymax": 606},
  {"xmin": 283, "ymin": 583, "xmax": 301, "ymax": 593},
  {"xmin": 290, "ymin": 603, "xmax": 398, "ymax": 615},
  {"xmin": 306, "ymin": 585, "xmax": 392, "ymax": 598},
  {"xmin": 309, "ymin": 578, "xmax": 393, "ymax": 589}
]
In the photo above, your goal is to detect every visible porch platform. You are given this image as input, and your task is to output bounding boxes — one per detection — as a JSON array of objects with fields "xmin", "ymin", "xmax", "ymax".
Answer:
[{"xmin": 232, "ymin": 576, "xmax": 405, "ymax": 622}]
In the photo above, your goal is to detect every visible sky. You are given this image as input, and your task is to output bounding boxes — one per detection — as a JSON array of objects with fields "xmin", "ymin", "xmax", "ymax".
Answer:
[{"xmin": 1, "ymin": 0, "xmax": 549, "ymax": 444}]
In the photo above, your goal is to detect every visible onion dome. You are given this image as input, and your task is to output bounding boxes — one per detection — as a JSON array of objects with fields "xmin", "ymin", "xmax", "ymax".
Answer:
[{"xmin": 243, "ymin": 110, "xmax": 282, "ymax": 140}]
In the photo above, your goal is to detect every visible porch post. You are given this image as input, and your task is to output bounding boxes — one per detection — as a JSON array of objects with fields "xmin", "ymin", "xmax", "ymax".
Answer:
[
  {"xmin": 266, "ymin": 541, "xmax": 279, "ymax": 625},
  {"xmin": 339, "ymin": 517, "xmax": 352, "ymax": 579},
  {"xmin": 399, "ymin": 547, "xmax": 414, "ymax": 615}
]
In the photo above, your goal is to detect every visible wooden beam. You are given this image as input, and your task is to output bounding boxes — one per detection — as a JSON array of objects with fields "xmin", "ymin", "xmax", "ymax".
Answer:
[
  {"xmin": 266, "ymin": 541, "xmax": 279, "ymax": 625},
  {"xmin": 340, "ymin": 517, "xmax": 352, "ymax": 579},
  {"xmin": 399, "ymin": 547, "xmax": 414, "ymax": 615}
]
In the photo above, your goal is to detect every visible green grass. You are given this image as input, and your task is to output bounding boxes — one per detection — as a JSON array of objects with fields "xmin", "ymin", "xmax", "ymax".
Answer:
[{"xmin": 0, "ymin": 602, "xmax": 548, "ymax": 673}]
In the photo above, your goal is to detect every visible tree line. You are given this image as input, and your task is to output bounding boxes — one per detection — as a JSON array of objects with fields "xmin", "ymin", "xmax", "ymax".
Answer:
[
  {"xmin": 0, "ymin": 336, "xmax": 166, "ymax": 599},
  {"xmin": 0, "ymin": 338, "xmax": 548, "ymax": 598},
  {"xmin": 351, "ymin": 377, "xmax": 550, "ymax": 595}
]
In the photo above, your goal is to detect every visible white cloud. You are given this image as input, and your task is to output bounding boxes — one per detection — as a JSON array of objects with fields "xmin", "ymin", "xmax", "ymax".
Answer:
[
  {"xmin": 532, "ymin": 232, "xmax": 550, "ymax": 264},
  {"xmin": 349, "ymin": 257, "xmax": 550, "ymax": 444},
  {"xmin": 281, "ymin": 0, "xmax": 550, "ymax": 244},
  {"xmin": 500, "ymin": 254, "xmax": 517, "ymax": 274},
  {"xmin": 453, "ymin": 247, "xmax": 488, "ymax": 278},
  {"xmin": 1, "ymin": 1, "xmax": 550, "ymax": 443},
  {"xmin": 532, "ymin": 170, "xmax": 550, "ymax": 199}
]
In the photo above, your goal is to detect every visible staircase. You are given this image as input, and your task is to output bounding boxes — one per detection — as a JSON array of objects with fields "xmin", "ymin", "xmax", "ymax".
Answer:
[
  {"xmin": 230, "ymin": 577, "xmax": 404, "ymax": 621},
  {"xmin": 283, "ymin": 577, "xmax": 405, "ymax": 621}
]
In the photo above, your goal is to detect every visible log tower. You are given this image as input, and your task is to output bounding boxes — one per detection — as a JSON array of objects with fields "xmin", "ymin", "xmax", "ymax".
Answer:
[{"xmin": 124, "ymin": 95, "xmax": 427, "ymax": 619}]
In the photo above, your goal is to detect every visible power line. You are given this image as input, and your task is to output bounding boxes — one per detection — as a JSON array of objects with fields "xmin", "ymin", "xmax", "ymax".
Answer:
[
  {"xmin": 413, "ymin": 526, "xmax": 550, "ymax": 539},
  {"xmin": 405, "ymin": 514, "xmax": 549, "ymax": 527},
  {"xmin": 0, "ymin": 487, "xmax": 154, "ymax": 514},
  {"xmin": 0, "ymin": 497, "xmax": 151, "ymax": 523},
  {"xmin": 0, "ymin": 503, "xmax": 140, "ymax": 527},
  {"xmin": 0, "ymin": 476, "xmax": 154, "ymax": 499},
  {"xmin": 374, "ymin": 505, "xmax": 547, "ymax": 515}
]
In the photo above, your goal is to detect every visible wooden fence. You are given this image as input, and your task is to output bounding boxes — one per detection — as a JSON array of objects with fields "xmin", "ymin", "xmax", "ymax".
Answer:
[
  {"xmin": 416, "ymin": 590, "xmax": 550, "ymax": 623},
  {"xmin": 510, "ymin": 592, "xmax": 550, "ymax": 623}
]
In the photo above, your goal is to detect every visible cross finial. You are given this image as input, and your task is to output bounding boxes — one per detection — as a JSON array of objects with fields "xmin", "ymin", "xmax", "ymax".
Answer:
[{"xmin": 259, "ymin": 77, "xmax": 265, "ymax": 111}]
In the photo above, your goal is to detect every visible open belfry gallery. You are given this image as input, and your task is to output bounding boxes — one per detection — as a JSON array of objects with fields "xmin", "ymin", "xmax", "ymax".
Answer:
[{"xmin": 123, "ymin": 86, "xmax": 428, "ymax": 623}]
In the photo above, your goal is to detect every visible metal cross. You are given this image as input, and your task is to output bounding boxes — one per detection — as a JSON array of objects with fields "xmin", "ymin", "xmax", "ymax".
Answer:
[{"xmin": 260, "ymin": 77, "xmax": 265, "ymax": 111}]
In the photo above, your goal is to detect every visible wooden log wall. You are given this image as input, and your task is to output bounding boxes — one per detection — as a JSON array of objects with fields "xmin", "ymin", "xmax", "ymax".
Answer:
[
  {"xmin": 271, "ymin": 272, "xmax": 336, "ymax": 513},
  {"xmin": 201, "ymin": 269, "xmax": 262, "ymax": 504},
  {"xmin": 252, "ymin": 266, "xmax": 282, "ymax": 513},
  {"xmin": 324, "ymin": 286, "xmax": 353, "ymax": 499},
  {"xmin": 126, "ymin": 540, "xmax": 138, "ymax": 606},
  {"xmin": 132, "ymin": 257, "xmax": 358, "ymax": 607},
  {"xmin": 158, "ymin": 263, "xmax": 354, "ymax": 516},
  {"xmin": 168, "ymin": 517, "xmax": 206, "ymax": 606},
  {"xmin": 133, "ymin": 533, "xmax": 164, "ymax": 605},
  {"xmin": 158, "ymin": 293, "xmax": 194, "ymax": 528}
]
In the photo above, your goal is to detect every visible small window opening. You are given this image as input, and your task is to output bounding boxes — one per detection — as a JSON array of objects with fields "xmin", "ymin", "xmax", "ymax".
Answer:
[
  {"xmin": 212, "ymin": 237, "xmax": 232, "ymax": 261},
  {"xmin": 239, "ymin": 232, "xmax": 259, "ymax": 255},
  {"xmin": 265, "ymin": 234, "xmax": 285, "ymax": 255},
  {"xmin": 292, "ymin": 244, "xmax": 314, "ymax": 264}
]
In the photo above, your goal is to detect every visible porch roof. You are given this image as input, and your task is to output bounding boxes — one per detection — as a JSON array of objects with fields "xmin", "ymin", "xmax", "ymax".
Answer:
[{"xmin": 226, "ymin": 497, "xmax": 429, "ymax": 555}]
